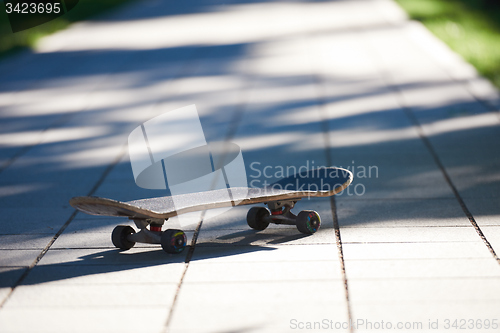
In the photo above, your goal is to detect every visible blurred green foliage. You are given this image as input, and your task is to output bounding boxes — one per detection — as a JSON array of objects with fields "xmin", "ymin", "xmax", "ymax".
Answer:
[
  {"xmin": 395, "ymin": 0, "xmax": 500, "ymax": 89},
  {"xmin": 0, "ymin": 0, "xmax": 134, "ymax": 59}
]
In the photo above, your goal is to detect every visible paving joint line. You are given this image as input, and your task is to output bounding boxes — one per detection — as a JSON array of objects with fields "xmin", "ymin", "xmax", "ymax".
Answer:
[
  {"xmin": 313, "ymin": 72, "xmax": 354, "ymax": 332},
  {"xmin": 404, "ymin": 108, "xmax": 500, "ymax": 264},
  {"xmin": 142, "ymin": 46, "xmax": 217, "ymax": 332},
  {"xmin": 360, "ymin": 28, "xmax": 500, "ymax": 264},
  {"xmin": 380, "ymin": 73, "xmax": 500, "ymax": 264},
  {"xmin": 330, "ymin": 196, "xmax": 353, "ymax": 327},
  {"xmin": 163, "ymin": 62, "xmax": 251, "ymax": 332},
  {"xmin": 0, "ymin": 46, "xmax": 210, "ymax": 310},
  {"xmin": 0, "ymin": 144, "xmax": 128, "ymax": 309},
  {"xmin": 163, "ymin": 213, "xmax": 204, "ymax": 333}
]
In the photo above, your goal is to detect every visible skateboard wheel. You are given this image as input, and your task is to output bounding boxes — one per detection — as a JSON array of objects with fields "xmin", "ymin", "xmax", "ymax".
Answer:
[
  {"xmin": 247, "ymin": 207, "xmax": 270, "ymax": 231},
  {"xmin": 296, "ymin": 211, "xmax": 321, "ymax": 235},
  {"xmin": 111, "ymin": 225, "xmax": 136, "ymax": 250},
  {"xmin": 161, "ymin": 229, "xmax": 187, "ymax": 254}
]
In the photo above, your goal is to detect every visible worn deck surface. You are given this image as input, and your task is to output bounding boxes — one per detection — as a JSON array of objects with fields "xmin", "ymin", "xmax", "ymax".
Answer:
[{"xmin": 70, "ymin": 167, "xmax": 352, "ymax": 218}]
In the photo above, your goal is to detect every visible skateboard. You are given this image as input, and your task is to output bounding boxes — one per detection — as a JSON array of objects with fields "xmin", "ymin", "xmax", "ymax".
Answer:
[{"xmin": 70, "ymin": 167, "xmax": 353, "ymax": 254}]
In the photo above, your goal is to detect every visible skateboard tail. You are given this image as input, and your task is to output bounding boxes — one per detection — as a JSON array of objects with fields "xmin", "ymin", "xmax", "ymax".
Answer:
[{"xmin": 69, "ymin": 196, "xmax": 158, "ymax": 219}]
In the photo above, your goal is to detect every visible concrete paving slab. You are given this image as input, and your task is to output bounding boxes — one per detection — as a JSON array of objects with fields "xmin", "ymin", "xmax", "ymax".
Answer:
[
  {"xmin": 184, "ymin": 260, "xmax": 342, "ymax": 283},
  {"xmin": 0, "ymin": 235, "xmax": 53, "ymax": 250},
  {"xmin": 0, "ymin": 307, "xmax": 168, "ymax": 333},
  {"xmin": 342, "ymin": 241, "xmax": 492, "ymax": 260},
  {"xmin": 0, "ymin": 267, "xmax": 25, "ymax": 304},
  {"xmin": 444, "ymin": 162, "xmax": 500, "ymax": 200},
  {"xmin": 0, "ymin": 250, "xmax": 39, "ymax": 266},
  {"xmin": 191, "ymin": 244, "xmax": 339, "ymax": 264},
  {"xmin": 0, "ymin": 267, "xmax": 26, "ymax": 286},
  {"xmin": 462, "ymin": 198, "xmax": 500, "ymax": 225},
  {"xmin": 340, "ymin": 226, "xmax": 483, "ymax": 243},
  {"xmin": 330, "ymin": 150, "xmax": 455, "ymax": 199},
  {"xmin": 343, "ymin": 167, "xmax": 452, "ymax": 200},
  {"xmin": 197, "ymin": 227, "xmax": 338, "ymax": 247},
  {"xmin": 422, "ymin": 112, "xmax": 499, "ymax": 149},
  {"xmin": 0, "ymin": 207, "xmax": 74, "ymax": 235},
  {"xmin": 5, "ymin": 283, "xmax": 178, "ymax": 308},
  {"xmin": 344, "ymin": 258, "xmax": 500, "ymax": 279},
  {"xmin": 348, "ymin": 278, "xmax": 500, "ymax": 303},
  {"xmin": 480, "ymin": 226, "xmax": 500, "ymax": 255},
  {"xmin": 432, "ymin": 153, "xmax": 500, "ymax": 201},
  {"xmin": 0, "ymin": 288, "xmax": 11, "ymax": 307},
  {"xmin": 337, "ymin": 198, "xmax": 472, "ymax": 228},
  {"xmin": 168, "ymin": 281, "xmax": 349, "ymax": 333},
  {"xmin": 62, "ymin": 215, "xmax": 128, "ymax": 233}
]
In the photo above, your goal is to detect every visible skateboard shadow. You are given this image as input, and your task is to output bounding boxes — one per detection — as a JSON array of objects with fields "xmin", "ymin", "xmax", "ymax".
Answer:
[
  {"xmin": 190, "ymin": 229, "xmax": 308, "ymax": 261},
  {"xmin": 0, "ymin": 240, "xmax": 283, "ymax": 287},
  {"xmin": 210, "ymin": 229, "xmax": 308, "ymax": 245}
]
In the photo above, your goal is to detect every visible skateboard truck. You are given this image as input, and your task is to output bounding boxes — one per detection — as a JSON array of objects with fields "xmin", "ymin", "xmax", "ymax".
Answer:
[
  {"xmin": 247, "ymin": 199, "xmax": 321, "ymax": 234},
  {"xmin": 111, "ymin": 218, "xmax": 187, "ymax": 254},
  {"xmin": 266, "ymin": 200, "xmax": 299, "ymax": 225},
  {"xmin": 111, "ymin": 199, "xmax": 320, "ymax": 254}
]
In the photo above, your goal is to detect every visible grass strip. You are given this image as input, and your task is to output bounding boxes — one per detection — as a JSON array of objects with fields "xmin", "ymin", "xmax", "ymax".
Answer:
[{"xmin": 394, "ymin": 0, "xmax": 500, "ymax": 89}]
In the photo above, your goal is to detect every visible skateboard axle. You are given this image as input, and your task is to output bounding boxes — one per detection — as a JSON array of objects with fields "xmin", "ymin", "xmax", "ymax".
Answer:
[
  {"xmin": 125, "ymin": 218, "xmax": 166, "ymax": 244},
  {"xmin": 265, "ymin": 200, "xmax": 298, "ymax": 225},
  {"xmin": 127, "ymin": 228, "xmax": 161, "ymax": 244}
]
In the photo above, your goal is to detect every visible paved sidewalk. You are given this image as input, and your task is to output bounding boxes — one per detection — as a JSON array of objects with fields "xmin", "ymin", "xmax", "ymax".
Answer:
[{"xmin": 0, "ymin": 0, "xmax": 499, "ymax": 332}]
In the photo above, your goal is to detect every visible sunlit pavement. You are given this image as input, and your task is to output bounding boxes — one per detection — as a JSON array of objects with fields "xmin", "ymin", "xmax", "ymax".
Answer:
[{"xmin": 0, "ymin": 0, "xmax": 499, "ymax": 332}]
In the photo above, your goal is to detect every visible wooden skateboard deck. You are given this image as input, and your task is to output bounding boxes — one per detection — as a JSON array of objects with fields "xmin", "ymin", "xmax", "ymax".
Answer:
[
  {"xmin": 69, "ymin": 167, "xmax": 352, "ymax": 253},
  {"xmin": 70, "ymin": 167, "xmax": 353, "ymax": 220}
]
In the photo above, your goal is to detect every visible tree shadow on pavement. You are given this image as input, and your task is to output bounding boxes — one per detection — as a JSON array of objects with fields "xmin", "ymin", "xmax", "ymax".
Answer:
[{"xmin": 0, "ymin": 0, "xmax": 499, "ymax": 292}]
